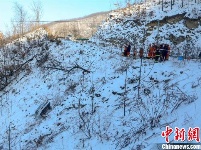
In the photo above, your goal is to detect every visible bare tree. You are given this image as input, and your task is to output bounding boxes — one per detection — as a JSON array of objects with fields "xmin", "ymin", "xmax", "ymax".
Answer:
[
  {"xmin": 10, "ymin": 18, "xmax": 19, "ymax": 37},
  {"xmin": 31, "ymin": 0, "xmax": 43, "ymax": 28},
  {"xmin": 125, "ymin": 0, "xmax": 132, "ymax": 7},
  {"xmin": 12, "ymin": 2, "xmax": 28, "ymax": 35},
  {"xmin": 72, "ymin": 22, "xmax": 80, "ymax": 39}
]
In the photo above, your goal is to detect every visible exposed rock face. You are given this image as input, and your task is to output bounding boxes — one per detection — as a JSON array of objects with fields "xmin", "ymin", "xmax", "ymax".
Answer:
[
  {"xmin": 151, "ymin": 13, "xmax": 200, "ymax": 30},
  {"xmin": 93, "ymin": 1, "xmax": 201, "ymax": 51},
  {"xmin": 147, "ymin": 13, "xmax": 186, "ymax": 28},
  {"xmin": 169, "ymin": 34, "xmax": 185, "ymax": 45},
  {"xmin": 146, "ymin": 14, "xmax": 200, "ymax": 45},
  {"xmin": 45, "ymin": 11, "xmax": 109, "ymax": 39}
]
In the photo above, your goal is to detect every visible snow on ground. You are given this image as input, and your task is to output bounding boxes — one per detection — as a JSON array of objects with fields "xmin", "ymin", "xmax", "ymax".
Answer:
[
  {"xmin": 0, "ymin": 35, "xmax": 201, "ymax": 149},
  {"xmin": 0, "ymin": 0, "xmax": 201, "ymax": 149}
]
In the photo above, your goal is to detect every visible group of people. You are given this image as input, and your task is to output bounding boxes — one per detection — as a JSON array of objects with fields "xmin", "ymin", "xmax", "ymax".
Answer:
[
  {"xmin": 148, "ymin": 43, "xmax": 171, "ymax": 62},
  {"xmin": 123, "ymin": 43, "xmax": 171, "ymax": 63},
  {"xmin": 123, "ymin": 43, "xmax": 201, "ymax": 63},
  {"xmin": 123, "ymin": 43, "xmax": 143, "ymax": 59}
]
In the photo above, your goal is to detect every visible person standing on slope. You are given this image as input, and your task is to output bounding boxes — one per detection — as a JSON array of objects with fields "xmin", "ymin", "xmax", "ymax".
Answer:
[
  {"xmin": 139, "ymin": 48, "xmax": 144, "ymax": 59},
  {"xmin": 155, "ymin": 48, "xmax": 160, "ymax": 63},
  {"xmin": 164, "ymin": 44, "xmax": 168, "ymax": 61},
  {"xmin": 123, "ymin": 44, "xmax": 128, "ymax": 56},
  {"xmin": 133, "ymin": 46, "xmax": 137, "ymax": 59},
  {"xmin": 199, "ymin": 52, "xmax": 201, "ymax": 62},
  {"xmin": 127, "ymin": 43, "xmax": 131, "ymax": 56}
]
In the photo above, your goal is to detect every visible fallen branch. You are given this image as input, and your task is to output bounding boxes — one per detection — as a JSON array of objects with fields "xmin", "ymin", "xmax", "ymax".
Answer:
[{"xmin": 44, "ymin": 64, "xmax": 90, "ymax": 74}]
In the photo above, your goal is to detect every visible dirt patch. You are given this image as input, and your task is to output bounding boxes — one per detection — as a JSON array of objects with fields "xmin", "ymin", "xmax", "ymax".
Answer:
[{"xmin": 184, "ymin": 18, "xmax": 199, "ymax": 29}]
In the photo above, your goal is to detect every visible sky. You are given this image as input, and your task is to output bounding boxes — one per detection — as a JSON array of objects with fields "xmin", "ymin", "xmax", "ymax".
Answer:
[{"xmin": 0, "ymin": 0, "xmax": 126, "ymax": 34}]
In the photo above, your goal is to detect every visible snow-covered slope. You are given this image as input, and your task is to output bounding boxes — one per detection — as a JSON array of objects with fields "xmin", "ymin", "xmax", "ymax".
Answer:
[
  {"xmin": 93, "ymin": 0, "xmax": 201, "ymax": 56},
  {"xmin": 0, "ymin": 31, "xmax": 201, "ymax": 149},
  {"xmin": 0, "ymin": 1, "xmax": 201, "ymax": 150}
]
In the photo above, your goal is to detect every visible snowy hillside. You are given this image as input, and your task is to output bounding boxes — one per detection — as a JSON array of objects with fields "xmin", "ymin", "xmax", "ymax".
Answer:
[
  {"xmin": 0, "ymin": 1, "xmax": 201, "ymax": 149},
  {"xmin": 0, "ymin": 26, "xmax": 201, "ymax": 150},
  {"xmin": 93, "ymin": 0, "xmax": 201, "ymax": 56}
]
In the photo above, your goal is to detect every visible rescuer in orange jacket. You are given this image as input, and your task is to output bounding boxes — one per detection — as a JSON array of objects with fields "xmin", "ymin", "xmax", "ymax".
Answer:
[
  {"xmin": 139, "ymin": 48, "xmax": 144, "ymax": 59},
  {"xmin": 148, "ymin": 44, "xmax": 155, "ymax": 59}
]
